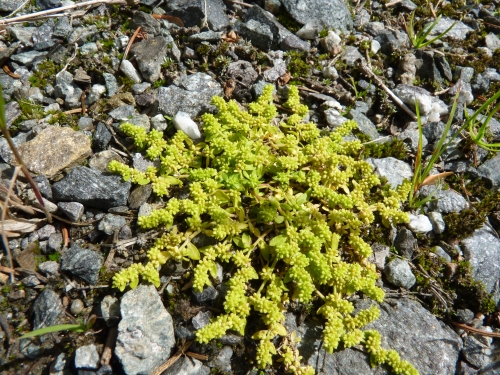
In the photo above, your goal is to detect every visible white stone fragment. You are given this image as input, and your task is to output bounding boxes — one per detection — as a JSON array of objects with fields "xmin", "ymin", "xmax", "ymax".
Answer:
[
  {"xmin": 173, "ymin": 111, "xmax": 202, "ymax": 139},
  {"xmin": 408, "ymin": 214, "xmax": 433, "ymax": 234}
]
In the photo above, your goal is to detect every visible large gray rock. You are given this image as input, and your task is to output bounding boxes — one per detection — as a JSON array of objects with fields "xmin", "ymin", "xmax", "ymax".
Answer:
[
  {"xmin": 366, "ymin": 157, "xmax": 413, "ymax": 189},
  {"xmin": 52, "ymin": 166, "xmax": 131, "ymax": 209},
  {"xmin": 287, "ymin": 298, "xmax": 461, "ymax": 375},
  {"xmin": 461, "ymin": 224, "xmax": 500, "ymax": 293},
  {"xmin": 115, "ymin": 285, "xmax": 175, "ymax": 375},
  {"xmin": 475, "ymin": 152, "xmax": 500, "ymax": 189},
  {"xmin": 166, "ymin": 0, "xmax": 229, "ymax": 31},
  {"xmin": 32, "ymin": 288, "xmax": 64, "ymax": 330},
  {"xmin": 61, "ymin": 244, "xmax": 102, "ymax": 285},
  {"xmin": 281, "ymin": 0, "xmax": 353, "ymax": 31},
  {"xmin": 131, "ymin": 36, "xmax": 169, "ymax": 83},
  {"xmin": 157, "ymin": 73, "xmax": 223, "ymax": 118},
  {"xmin": 427, "ymin": 17, "xmax": 473, "ymax": 41},
  {"xmin": 418, "ymin": 185, "xmax": 468, "ymax": 214}
]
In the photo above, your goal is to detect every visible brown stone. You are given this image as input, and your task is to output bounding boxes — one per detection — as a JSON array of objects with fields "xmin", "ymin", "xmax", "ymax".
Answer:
[{"xmin": 17, "ymin": 126, "xmax": 92, "ymax": 178}]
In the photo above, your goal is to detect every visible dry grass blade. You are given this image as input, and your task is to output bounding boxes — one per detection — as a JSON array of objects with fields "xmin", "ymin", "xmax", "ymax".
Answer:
[
  {"xmin": 2, "ymin": 65, "xmax": 20, "ymax": 78},
  {"xmin": 418, "ymin": 172, "xmax": 454, "ymax": 189},
  {"xmin": 0, "ymin": 0, "xmax": 126, "ymax": 26},
  {"xmin": 1, "ymin": 219, "xmax": 41, "ymax": 236},
  {"xmin": 123, "ymin": 26, "xmax": 141, "ymax": 61},
  {"xmin": 151, "ymin": 340, "xmax": 193, "ymax": 375},
  {"xmin": 452, "ymin": 322, "xmax": 500, "ymax": 338}
]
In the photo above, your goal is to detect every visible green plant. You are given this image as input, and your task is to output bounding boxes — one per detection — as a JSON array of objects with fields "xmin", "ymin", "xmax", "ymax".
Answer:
[
  {"xmin": 109, "ymin": 86, "xmax": 417, "ymax": 374},
  {"xmin": 18, "ymin": 315, "xmax": 96, "ymax": 339},
  {"xmin": 466, "ymin": 90, "xmax": 500, "ymax": 151},
  {"xmin": 406, "ymin": 11, "xmax": 456, "ymax": 49}
]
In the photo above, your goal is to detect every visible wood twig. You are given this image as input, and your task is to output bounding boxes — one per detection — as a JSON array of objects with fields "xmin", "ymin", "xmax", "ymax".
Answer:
[
  {"xmin": 385, "ymin": 0, "xmax": 402, "ymax": 7},
  {"xmin": 358, "ymin": 62, "xmax": 417, "ymax": 120},
  {"xmin": 100, "ymin": 326, "xmax": 118, "ymax": 366},
  {"xmin": 151, "ymin": 340, "xmax": 194, "ymax": 375},
  {"xmin": 56, "ymin": 43, "xmax": 78, "ymax": 78},
  {"xmin": 0, "ymin": 0, "xmax": 126, "ymax": 26},
  {"xmin": 451, "ymin": 322, "xmax": 500, "ymax": 338},
  {"xmin": 1, "ymin": 166, "xmax": 20, "ymax": 282}
]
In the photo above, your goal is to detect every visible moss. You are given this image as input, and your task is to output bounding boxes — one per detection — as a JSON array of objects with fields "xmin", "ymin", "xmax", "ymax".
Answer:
[
  {"xmin": 276, "ymin": 13, "xmax": 302, "ymax": 33},
  {"xmin": 152, "ymin": 79, "xmax": 166, "ymax": 89},
  {"xmin": 285, "ymin": 50, "xmax": 311, "ymax": 77},
  {"xmin": 29, "ymin": 59, "xmax": 57, "ymax": 88},
  {"xmin": 119, "ymin": 76, "xmax": 136, "ymax": 91},
  {"xmin": 196, "ymin": 43, "xmax": 212, "ymax": 56},
  {"xmin": 48, "ymin": 252, "xmax": 60, "ymax": 262},
  {"xmin": 14, "ymin": 100, "xmax": 45, "ymax": 125},
  {"xmin": 101, "ymin": 38, "xmax": 115, "ymax": 53}
]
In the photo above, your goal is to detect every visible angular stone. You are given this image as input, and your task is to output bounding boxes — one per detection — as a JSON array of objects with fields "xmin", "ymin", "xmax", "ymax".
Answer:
[
  {"xmin": 130, "ymin": 11, "xmax": 161, "ymax": 35},
  {"xmin": 128, "ymin": 184, "xmax": 152, "ymax": 210},
  {"xmin": 408, "ymin": 214, "xmax": 433, "ymax": 234},
  {"xmin": 462, "ymin": 224, "xmax": 500, "ymax": 293},
  {"xmin": 16, "ymin": 127, "xmax": 92, "ymax": 178},
  {"xmin": 346, "ymin": 108, "xmax": 380, "ymax": 140},
  {"xmin": 166, "ymin": 0, "xmax": 229, "ymax": 31},
  {"xmin": 32, "ymin": 288, "xmax": 64, "ymax": 330},
  {"xmin": 57, "ymin": 201, "xmax": 84, "ymax": 222},
  {"xmin": 75, "ymin": 345, "xmax": 100, "ymax": 370},
  {"xmin": 281, "ymin": 0, "xmax": 353, "ymax": 31},
  {"xmin": 394, "ymin": 228, "xmax": 417, "ymax": 258},
  {"xmin": 61, "ymin": 244, "xmax": 102, "ymax": 285},
  {"xmin": 427, "ymin": 17, "xmax": 473, "ymax": 41},
  {"xmin": 384, "ymin": 258, "xmax": 416, "ymax": 289},
  {"xmin": 366, "ymin": 157, "xmax": 413, "ymax": 189},
  {"xmin": 131, "ymin": 36, "xmax": 169, "ymax": 83},
  {"xmin": 115, "ymin": 285, "xmax": 175, "ymax": 375},
  {"xmin": 52, "ymin": 166, "xmax": 131, "ymax": 209},
  {"xmin": 476, "ymin": 153, "xmax": 500, "ymax": 189},
  {"xmin": 418, "ymin": 185, "xmax": 468, "ymax": 214},
  {"xmin": 98, "ymin": 214, "xmax": 127, "ymax": 235},
  {"xmin": 10, "ymin": 50, "xmax": 47, "ymax": 66}
]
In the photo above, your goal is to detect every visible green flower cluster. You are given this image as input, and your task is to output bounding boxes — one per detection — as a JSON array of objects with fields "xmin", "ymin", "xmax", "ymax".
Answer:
[{"xmin": 109, "ymin": 85, "xmax": 417, "ymax": 375}]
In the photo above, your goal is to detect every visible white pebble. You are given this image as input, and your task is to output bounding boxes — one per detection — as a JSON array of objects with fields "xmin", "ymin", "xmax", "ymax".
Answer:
[{"xmin": 173, "ymin": 111, "xmax": 202, "ymax": 139}]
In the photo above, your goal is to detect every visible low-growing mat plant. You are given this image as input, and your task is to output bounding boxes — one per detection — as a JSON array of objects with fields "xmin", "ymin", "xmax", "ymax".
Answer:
[
  {"xmin": 109, "ymin": 85, "xmax": 419, "ymax": 374},
  {"xmin": 406, "ymin": 11, "xmax": 456, "ymax": 49}
]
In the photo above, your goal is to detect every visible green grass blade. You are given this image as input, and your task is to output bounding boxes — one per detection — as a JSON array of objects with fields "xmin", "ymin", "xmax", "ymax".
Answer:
[{"xmin": 19, "ymin": 323, "xmax": 85, "ymax": 339}]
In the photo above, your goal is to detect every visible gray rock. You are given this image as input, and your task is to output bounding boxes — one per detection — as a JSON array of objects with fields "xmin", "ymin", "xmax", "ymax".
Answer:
[
  {"xmin": 120, "ymin": 60, "xmax": 142, "ymax": 84},
  {"xmin": 101, "ymin": 295, "xmax": 120, "ymax": 327},
  {"xmin": 131, "ymin": 83, "xmax": 151, "ymax": 95},
  {"xmin": 428, "ymin": 211, "xmax": 446, "ymax": 234},
  {"xmin": 418, "ymin": 185, "xmax": 468, "ymax": 214},
  {"xmin": 53, "ymin": 16, "xmax": 73, "ymax": 39},
  {"xmin": 462, "ymin": 224, "xmax": 500, "ymax": 293},
  {"xmin": 393, "ymin": 84, "xmax": 448, "ymax": 121},
  {"xmin": 235, "ymin": 19, "xmax": 273, "ymax": 51},
  {"xmin": 456, "ymin": 308, "xmax": 475, "ymax": 324},
  {"xmin": 126, "ymin": 114, "xmax": 151, "ymax": 132},
  {"xmin": 71, "ymin": 299, "xmax": 85, "ymax": 315},
  {"xmin": 32, "ymin": 174, "xmax": 52, "ymax": 200},
  {"xmin": 37, "ymin": 224, "xmax": 56, "ymax": 241},
  {"xmin": 10, "ymin": 50, "xmax": 48, "ymax": 66},
  {"xmin": 342, "ymin": 46, "xmax": 364, "ymax": 66},
  {"xmin": 346, "ymin": 108, "xmax": 380, "ymax": 140},
  {"xmin": 86, "ymin": 84, "xmax": 106, "ymax": 106},
  {"xmin": 289, "ymin": 298, "xmax": 460, "ymax": 375},
  {"xmin": 472, "ymin": 73, "xmax": 490, "ymax": 94},
  {"xmin": 53, "ymin": 166, "xmax": 131, "ymax": 209},
  {"xmin": 368, "ymin": 243, "xmax": 389, "ymax": 271},
  {"xmin": 68, "ymin": 25, "xmax": 98, "ymax": 45},
  {"xmin": 354, "ymin": 9, "xmax": 370, "ymax": 29},
  {"xmin": 281, "ymin": 0, "xmax": 353, "ymax": 31},
  {"xmin": 161, "ymin": 357, "xmax": 209, "ymax": 375},
  {"xmin": 78, "ymin": 117, "xmax": 93, "ymax": 130},
  {"xmin": 394, "ymin": 228, "xmax": 417, "ymax": 258},
  {"xmin": 60, "ymin": 244, "xmax": 102, "ymax": 285},
  {"xmin": 427, "ymin": 17, "xmax": 473, "ymax": 41},
  {"xmin": 130, "ymin": 11, "xmax": 160, "ymax": 36},
  {"xmin": 397, "ymin": 122, "xmax": 428, "ymax": 152},
  {"xmin": 366, "ymin": 157, "xmax": 413, "ymax": 189},
  {"xmin": 188, "ymin": 31, "xmax": 222, "ymax": 43},
  {"xmin": 103, "ymin": 73, "xmax": 119, "ymax": 98},
  {"xmin": 193, "ymin": 286, "xmax": 219, "ymax": 304},
  {"xmin": 93, "ymin": 122, "xmax": 112, "ymax": 150},
  {"xmin": 32, "ymin": 21, "xmax": 55, "ymax": 50},
  {"xmin": 32, "ymin": 288, "xmax": 64, "ymax": 330},
  {"xmin": 483, "ymin": 68, "xmax": 500, "ymax": 82},
  {"xmin": 47, "ymin": 233, "xmax": 62, "ymax": 253},
  {"xmin": 158, "ymin": 72, "xmax": 223, "ymax": 118},
  {"xmin": 384, "ymin": 258, "xmax": 416, "ymax": 289},
  {"xmin": 115, "ymin": 285, "xmax": 175, "ymax": 375},
  {"xmin": 36, "ymin": 0, "xmax": 61, "ymax": 10},
  {"xmin": 132, "ymin": 153, "xmax": 155, "ymax": 172},
  {"xmin": 476, "ymin": 152, "xmax": 500, "ymax": 189},
  {"xmin": 375, "ymin": 30, "xmax": 403, "ymax": 55},
  {"xmin": 98, "ymin": 214, "xmax": 127, "ymax": 235},
  {"xmin": 280, "ymin": 33, "xmax": 310, "ymax": 52},
  {"xmin": 128, "ymin": 184, "xmax": 152, "ymax": 210},
  {"xmin": 209, "ymin": 346, "xmax": 233, "ymax": 373},
  {"xmin": 462, "ymin": 336, "xmax": 495, "ymax": 368},
  {"xmin": 57, "ymin": 202, "xmax": 85, "ymax": 222},
  {"xmin": 131, "ymin": 36, "xmax": 170, "ymax": 83},
  {"xmin": 433, "ymin": 246, "xmax": 451, "ymax": 262},
  {"xmin": 220, "ymin": 334, "xmax": 243, "ymax": 345},
  {"xmin": 192, "ymin": 311, "xmax": 212, "ymax": 329},
  {"xmin": 263, "ymin": 59, "xmax": 287, "ymax": 82},
  {"xmin": 38, "ymin": 261, "xmax": 60, "ymax": 276},
  {"xmin": 7, "ymin": 26, "xmax": 35, "ymax": 45},
  {"xmin": 296, "ymin": 19, "xmax": 325, "ymax": 40},
  {"xmin": 166, "ymin": 0, "xmax": 229, "ymax": 31},
  {"xmin": 109, "ymin": 105, "xmax": 136, "ymax": 121},
  {"xmin": 0, "ymin": 0, "xmax": 22, "ymax": 11},
  {"xmin": 22, "ymin": 275, "xmax": 40, "ymax": 287},
  {"xmin": 75, "ymin": 344, "xmax": 99, "ymax": 370}
]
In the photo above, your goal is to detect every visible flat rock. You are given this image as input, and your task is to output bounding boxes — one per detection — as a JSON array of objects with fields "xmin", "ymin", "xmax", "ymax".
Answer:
[
  {"xmin": 17, "ymin": 127, "xmax": 92, "ymax": 178},
  {"xmin": 166, "ymin": 0, "xmax": 229, "ymax": 31},
  {"xmin": 32, "ymin": 288, "xmax": 64, "ymax": 330},
  {"xmin": 428, "ymin": 17, "xmax": 473, "ymax": 41},
  {"xmin": 131, "ymin": 36, "xmax": 170, "ymax": 83},
  {"xmin": 115, "ymin": 285, "xmax": 175, "ymax": 375},
  {"xmin": 75, "ymin": 344, "xmax": 100, "ymax": 370},
  {"xmin": 394, "ymin": 228, "xmax": 417, "ymax": 258},
  {"xmin": 57, "ymin": 202, "xmax": 84, "ymax": 222},
  {"xmin": 157, "ymin": 72, "xmax": 223, "ymax": 118},
  {"xmin": 366, "ymin": 157, "xmax": 413, "ymax": 189},
  {"xmin": 346, "ymin": 108, "xmax": 380, "ymax": 140},
  {"xmin": 461, "ymin": 224, "xmax": 500, "ymax": 293},
  {"xmin": 52, "ymin": 166, "xmax": 131, "ymax": 209},
  {"xmin": 61, "ymin": 244, "xmax": 102, "ymax": 285},
  {"xmin": 161, "ymin": 357, "xmax": 209, "ymax": 375},
  {"xmin": 288, "ymin": 297, "xmax": 461, "ymax": 375},
  {"xmin": 281, "ymin": 0, "xmax": 353, "ymax": 31},
  {"xmin": 475, "ymin": 152, "xmax": 500, "ymax": 189},
  {"xmin": 418, "ymin": 185, "xmax": 468, "ymax": 214}
]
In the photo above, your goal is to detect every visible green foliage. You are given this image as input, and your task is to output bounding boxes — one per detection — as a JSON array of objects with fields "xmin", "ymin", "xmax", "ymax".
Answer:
[
  {"xmin": 361, "ymin": 138, "xmax": 409, "ymax": 160},
  {"xmin": 407, "ymin": 11, "xmax": 456, "ymax": 49},
  {"xmin": 18, "ymin": 315, "xmax": 96, "ymax": 339},
  {"xmin": 109, "ymin": 86, "xmax": 417, "ymax": 374},
  {"xmin": 29, "ymin": 59, "xmax": 57, "ymax": 88},
  {"xmin": 285, "ymin": 51, "xmax": 311, "ymax": 78}
]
